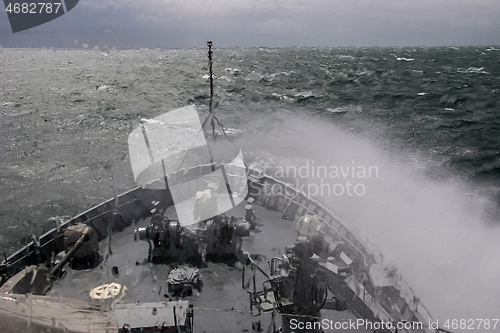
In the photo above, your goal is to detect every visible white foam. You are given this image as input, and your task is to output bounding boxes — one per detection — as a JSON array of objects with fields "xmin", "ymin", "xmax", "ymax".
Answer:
[{"xmin": 240, "ymin": 112, "xmax": 500, "ymax": 328}]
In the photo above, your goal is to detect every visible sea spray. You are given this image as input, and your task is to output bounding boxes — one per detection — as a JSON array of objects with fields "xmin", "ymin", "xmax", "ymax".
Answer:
[{"xmin": 238, "ymin": 110, "xmax": 500, "ymax": 331}]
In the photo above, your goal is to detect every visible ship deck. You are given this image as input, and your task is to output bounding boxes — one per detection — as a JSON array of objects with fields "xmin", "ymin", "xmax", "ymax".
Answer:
[{"xmin": 48, "ymin": 202, "xmax": 369, "ymax": 332}]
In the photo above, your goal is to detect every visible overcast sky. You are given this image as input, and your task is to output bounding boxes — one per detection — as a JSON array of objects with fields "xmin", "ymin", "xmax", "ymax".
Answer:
[{"xmin": 1, "ymin": 0, "xmax": 500, "ymax": 49}]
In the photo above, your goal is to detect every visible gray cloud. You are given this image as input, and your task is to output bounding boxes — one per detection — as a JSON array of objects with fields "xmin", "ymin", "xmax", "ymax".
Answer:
[{"xmin": 1, "ymin": 0, "xmax": 499, "ymax": 48}]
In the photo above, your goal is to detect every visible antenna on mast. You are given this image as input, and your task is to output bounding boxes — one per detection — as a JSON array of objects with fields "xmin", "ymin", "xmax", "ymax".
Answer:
[
  {"xmin": 204, "ymin": 41, "xmax": 233, "ymax": 143},
  {"xmin": 205, "ymin": 41, "xmax": 216, "ymax": 172},
  {"xmin": 205, "ymin": 42, "xmax": 234, "ymax": 206},
  {"xmin": 207, "ymin": 41, "xmax": 214, "ymax": 114}
]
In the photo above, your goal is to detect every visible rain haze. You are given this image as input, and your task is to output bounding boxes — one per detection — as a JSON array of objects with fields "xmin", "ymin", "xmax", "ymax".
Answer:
[
  {"xmin": 1, "ymin": 0, "xmax": 500, "ymax": 331},
  {"xmin": 1, "ymin": 0, "xmax": 500, "ymax": 48}
]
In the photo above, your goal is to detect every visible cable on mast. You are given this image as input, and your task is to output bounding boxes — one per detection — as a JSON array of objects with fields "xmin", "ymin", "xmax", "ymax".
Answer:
[{"xmin": 207, "ymin": 41, "xmax": 214, "ymax": 114}]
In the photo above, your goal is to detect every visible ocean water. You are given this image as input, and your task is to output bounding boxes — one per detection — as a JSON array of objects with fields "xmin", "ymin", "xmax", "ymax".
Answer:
[{"xmin": 1, "ymin": 46, "xmax": 499, "ymax": 331}]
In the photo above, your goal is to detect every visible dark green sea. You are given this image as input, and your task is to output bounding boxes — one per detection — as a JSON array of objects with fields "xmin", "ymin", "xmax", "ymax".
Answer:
[
  {"xmin": 1, "ymin": 46, "xmax": 499, "ymax": 329},
  {"xmin": 219, "ymin": 46, "xmax": 500, "ymax": 184}
]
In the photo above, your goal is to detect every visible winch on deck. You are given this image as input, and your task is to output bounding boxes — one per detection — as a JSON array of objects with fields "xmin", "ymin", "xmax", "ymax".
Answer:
[{"xmin": 135, "ymin": 213, "xmax": 250, "ymax": 263}]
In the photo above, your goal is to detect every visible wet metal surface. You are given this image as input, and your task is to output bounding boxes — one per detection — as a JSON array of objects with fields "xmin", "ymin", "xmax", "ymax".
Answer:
[{"xmin": 49, "ymin": 202, "xmax": 368, "ymax": 332}]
